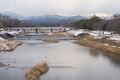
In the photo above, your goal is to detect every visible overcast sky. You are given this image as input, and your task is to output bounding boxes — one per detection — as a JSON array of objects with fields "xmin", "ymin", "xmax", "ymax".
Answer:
[{"xmin": 0, "ymin": 0, "xmax": 119, "ymax": 15}]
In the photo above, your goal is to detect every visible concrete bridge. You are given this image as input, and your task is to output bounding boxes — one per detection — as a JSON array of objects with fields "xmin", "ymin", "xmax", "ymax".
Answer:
[
  {"xmin": 8, "ymin": 27, "xmax": 72, "ymax": 33},
  {"xmin": 14, "ymin": 35, "xmax": 78, "ymax": 40},
  {"xmin": 9, "ymin": 27, "xmax": 77, "ymax": 40}
]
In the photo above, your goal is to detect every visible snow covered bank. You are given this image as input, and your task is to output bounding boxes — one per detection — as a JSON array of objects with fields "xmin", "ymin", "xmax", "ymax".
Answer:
[
  {"xmin": 0, "ymin": 40, "xmax": 22, "ymax": 51},
  {"xmin": 0, "ymin": 37, "xmax": 4, "ymax": 41},
  {"xmin": 77, "ymin": 33, "xmax": 120, "ymax": 54},
  {"xmin": 0, "ymin": 30, "xmax": 26, "ymax": 41},
  {"xmin": 67, "ymin": 29, "xmax": 120, "ymax": 54},
  {"xmin": 67, "ymin": 29, "xmax": 120, "ymax": 41},
  {"xmin": 0, "ymin": 30, "xmax": 23, "ymax": 51},
  {"xmin": 0, "ymin": 31, "xmax": 17, "ymax": 41},
  {"xmin": 78, "ymin": 39, "xmax": 120, "ymax": 54},
  {"xmin": 0, "ymin": 31, "xmax": 20, "ymax": 35},
  {"xmin": 67, "ymin": 29, "xmax": 86, "ymax": 36}
]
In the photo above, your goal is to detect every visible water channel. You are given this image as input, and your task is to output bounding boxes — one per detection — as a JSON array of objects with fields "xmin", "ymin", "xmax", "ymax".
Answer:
[{"xmin": 0, "ymin": 39, "xmax": 120, "ymax": 80}]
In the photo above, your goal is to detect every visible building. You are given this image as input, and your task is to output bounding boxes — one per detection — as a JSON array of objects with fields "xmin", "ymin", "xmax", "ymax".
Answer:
[
  {"xmin": 0, "ymin": 22, "xmax": 3, "ymax": 27},
  {"xmin": 0, "ymin": 14, "xmax": 9, "ymax": 21}
]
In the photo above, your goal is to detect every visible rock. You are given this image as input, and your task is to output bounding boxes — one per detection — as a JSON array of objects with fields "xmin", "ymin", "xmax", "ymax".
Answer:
[
  {"xmin": 0, "ymin": 34, "xmax": 8, "ymax": 39},
  {"xmin": 4, "ymin": 33, "xmax": 14, "ymax": 38}
]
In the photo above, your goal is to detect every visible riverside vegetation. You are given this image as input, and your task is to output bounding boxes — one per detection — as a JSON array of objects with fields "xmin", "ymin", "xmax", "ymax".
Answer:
[
  {"xmin": 77, "ymin": 33, "xmax": 120, "ymax": 55},
  {"xmin": 25, "ymin": 62, "xmax": 49, "ymax": 80},
  {"xmin": 0, "ymin": 40, "xmax": 22, "ymax": 51},
  {"xmin": 42, "ymin": 38, "xmax": 59, "ymax": 43}
]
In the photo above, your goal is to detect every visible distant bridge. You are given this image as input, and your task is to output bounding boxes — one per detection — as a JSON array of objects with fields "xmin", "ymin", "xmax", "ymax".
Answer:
[
  {"xmin": 8, "ymin": 27, "xmax": 72, "ymax": 32},
  {"xmin": 14, "ymin": 35, "xmax": 78, "ymax": 40},
  {"xmin": 10, "ymin": 27, "xmax": 77, "ymax": 40}
]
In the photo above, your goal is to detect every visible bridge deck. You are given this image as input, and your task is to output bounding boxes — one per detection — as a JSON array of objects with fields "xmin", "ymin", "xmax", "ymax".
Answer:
[{"xmin": 13, "ymin": 35, "xmax": 78, "ymax": 40}]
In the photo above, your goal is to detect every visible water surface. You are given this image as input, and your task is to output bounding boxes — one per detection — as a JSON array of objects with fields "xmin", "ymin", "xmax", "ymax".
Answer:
[{"xmin": 0, "ymin": 40, "xmax": 120, "ymax": 80}]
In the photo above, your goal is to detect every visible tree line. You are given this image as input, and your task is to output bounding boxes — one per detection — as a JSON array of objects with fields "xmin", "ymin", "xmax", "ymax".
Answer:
[
  {"xmin": 0, "ymin": 14, "xmax": 60, "ymax": 28},
  {"xmin": 64, "ymin": 14, "xmax": 120, "ymax": 32},
  {"xmin": 0, "ymin": 14, "xmax": 34, "ymax": 28}
]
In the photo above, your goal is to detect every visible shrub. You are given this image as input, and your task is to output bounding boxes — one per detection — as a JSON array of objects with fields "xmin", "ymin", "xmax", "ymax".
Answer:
[
  {"xmin": 0, "ymin": 40, "xmax": 22, "ymax": 51},
  {"xmin": 77, "ymin": 39, "xmax": 120, "ymax": 54},
  {"xmin": 25, "ymin": 62, "xmax": 49, "ymax": 80},
  {"xmin": 42, "ymin": 38, "xmax": 59, "ymax": 43}
]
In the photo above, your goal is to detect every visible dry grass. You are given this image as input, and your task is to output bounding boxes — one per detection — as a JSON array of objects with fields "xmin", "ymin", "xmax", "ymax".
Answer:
[
  {"xmin": 77, "ymin": 33, "xmax": 120, "ymax": 55},
  {"xmin": 42, "ymin": 38, "xmax": 59, "ymax": 43},
  {"xmin": 25, "ymin": 62, "xmax": 49, "ymax": 80},
  {"xmin": 46, "ymin": 32, "xmax": 75, "ymax": 36},
  {"xmin": 78, "ymin": 33, "xmax": 120, "ymax": 47},
  {"xmin": 77, "ymin": 39, "xmax": 120, "ymax": 54},
  {"xmin": 0, "ymin": 40, "xmax": 22, "ymax": 51}
]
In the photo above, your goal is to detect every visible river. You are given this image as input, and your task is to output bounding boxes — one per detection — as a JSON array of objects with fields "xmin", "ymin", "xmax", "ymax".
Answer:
[{"xmin": 0, "ymin": 40, "xmax": 120, "ymax": 80}]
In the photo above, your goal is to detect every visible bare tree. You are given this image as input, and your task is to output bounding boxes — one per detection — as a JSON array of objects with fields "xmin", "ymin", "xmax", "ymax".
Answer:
[{"xmin": 111, "ymin": 14, "xmax": 120, "ymax": 19}]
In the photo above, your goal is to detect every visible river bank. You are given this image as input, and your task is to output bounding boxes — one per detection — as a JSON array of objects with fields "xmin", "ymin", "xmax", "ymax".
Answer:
[
  {"xmin": 0, "ymin": 40, "xmax": 22, "ymax": 51},
  {"xmin": 77, "ymin": 33, "xmax": 120, "ymax": 55},
  {"xmin": 67, "ymin": 29, "xmax": 120, "ymax": 55},
  {"xmin": 0, "ymin": 30, "xmax": 24, "ymax": 52}
]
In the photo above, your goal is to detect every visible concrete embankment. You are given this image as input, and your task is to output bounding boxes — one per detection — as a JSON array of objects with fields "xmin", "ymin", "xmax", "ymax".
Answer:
[{"xmin": 77, "ymin": 33, "xmax": 120, "ymax": 55}]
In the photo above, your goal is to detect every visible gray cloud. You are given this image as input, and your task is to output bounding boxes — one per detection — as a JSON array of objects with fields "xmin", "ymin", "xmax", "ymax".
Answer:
[{"xmin": 0, "ymin": 0, "xmax": 120, "ymax": 15}]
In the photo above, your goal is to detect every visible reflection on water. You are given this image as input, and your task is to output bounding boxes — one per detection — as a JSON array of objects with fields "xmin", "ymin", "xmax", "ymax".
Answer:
[
  {"xmin": 89, "ymin": 48, "xmax": 100, "ymax": 58},
  {"xmin": 0, "ymin": 40, "xmax": 120, "ymax": 80},
  {"xmin": 89, "ymin": 48, "xmax": 120, "ymax": 69}
]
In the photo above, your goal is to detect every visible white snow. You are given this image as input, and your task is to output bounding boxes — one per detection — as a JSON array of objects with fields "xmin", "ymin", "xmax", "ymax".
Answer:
[
  {"xmin": 2, "ymin": 31, "xmax": 20, "ymax": 35},
  {"xmin": 0, "ymin": 37, "xmax": 4, "ymax": 41},
  {"xmin": 90, "ymin": 30, "xmax": 113, "ymax": 35},
  {"xmin": 67, "ymin": 29, "xmax": 120, "ymax": 49},
  {"xmin": 67, "ymin": 29, "xmax": 86, "ymax": 36},
  {"xmin": 0, "ymin": 30, "xmax": 20, "ymax": 41},
  {"xmin": 47, "ymin": 32, "xmax": 55, "ymax": 36},
  {"xmin": 67, "ymin": 29, "xmax": 120, "ymax": 41}
]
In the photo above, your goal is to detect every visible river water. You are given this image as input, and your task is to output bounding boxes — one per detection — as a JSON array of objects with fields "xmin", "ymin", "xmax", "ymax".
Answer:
[{"xmin": 0, "ymin": 40, "xmax": 120, "ymax": 80}]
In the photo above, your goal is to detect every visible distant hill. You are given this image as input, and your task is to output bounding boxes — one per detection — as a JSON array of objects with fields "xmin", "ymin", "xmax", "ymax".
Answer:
[
  {"xmin": 1, "ymin": 12, "xmax": 26, "ymax": 20},
  {"xmin": 23, "ymin": 15, "xmax": 86, "ymax": 24},
  {"xmin": 0, "ymin": 12, "xmax": 86, "ymax": 24}
]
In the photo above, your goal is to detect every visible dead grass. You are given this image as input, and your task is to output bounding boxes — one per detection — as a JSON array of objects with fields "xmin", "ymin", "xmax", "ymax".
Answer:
[
  {"xmin": 42, "ymin": 38, "xmax": 59, "ymax": 43},
  {"xmin": 78, "ymin": 33, "xmax": 120, "ymax": 47},
  {"xmin": 0, "ymin": 40, "xmax": 22, "ymax": 51},
  {"xmin": 77, "ymin": 39, "xmax": 120, "ymax": 54},
  {"xmin": 25, "ymin": 62, "xmax": 49, "ymax": 80},
  {"xmin": 77, "ymin": 33, "xmax": 120, "ymax": 55}
]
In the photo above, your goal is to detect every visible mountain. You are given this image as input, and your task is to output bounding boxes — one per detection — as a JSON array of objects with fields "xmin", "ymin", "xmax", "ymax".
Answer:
[
  {"xmin": 0, "ymin": 12, "xmax": 86, "ymax": 24},
  {"xmin": 1, "ymin": 12, "xmax": 26, "ymax": 20},
  {"xmin": 24, "ymin": 15, "xmax": 86, "ymax": 24}
]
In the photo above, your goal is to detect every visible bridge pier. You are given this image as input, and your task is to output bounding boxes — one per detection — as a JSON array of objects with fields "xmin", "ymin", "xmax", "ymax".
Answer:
[
  {"xmin": 51, "ymin": 28, "xmax": 53, "ymax": 32},
  {"xmin": 23, "ymin": 29, "xmax": 25, "ymax": 32},
  {"xmin": 35, "ymin": 29, "xmax": 38, "ymax": 35},
  {"xmin": 17, "ymin": 29, "xmax": 19, "ymax": 31}
]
